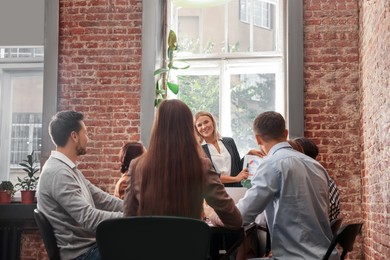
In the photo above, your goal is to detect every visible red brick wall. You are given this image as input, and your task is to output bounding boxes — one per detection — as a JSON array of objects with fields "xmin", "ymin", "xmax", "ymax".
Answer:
[
  {"xmin": 22, "ymin": 1, "xmax": 390, "ymax": 260},
  {"xmin": 303, "ymin": 0, "xmax": 363, "ymax": 259},
  {"xmin": 359, "ymin": 0, "xmax": 390, "ymax": 259},
  {"xmin": 57, "ymin": 0, "xmax": 143, "ymax": 192},
  {"xmin": 20, "ymin": 0, "xmax": 143, "ymax": 259}
]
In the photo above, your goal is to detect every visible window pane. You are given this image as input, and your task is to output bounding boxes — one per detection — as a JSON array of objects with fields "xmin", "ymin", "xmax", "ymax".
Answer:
[
  {"xmin": 0, "ymin": 48, "xmax": 43, "ymax": 183},
  {"xmin": 177, "ymin": 75, "xmax": 220, "ymax": 116},
  {"xmin": 231, "ymin": 73, "xmax": 276, "ymax": 155},
  {"xmin": 11, "ymin": 113, "xmax": 42, "ymax": 167},
  {"xmin": 168, "ymin": 0, "xmax": 284, "ymax": 156},
  {"xmin": 171, "ymin": 0, "xmax": 280, "ymax": 54},
  {"xmin": 176, "ymin": 5, "xmax": 226, "ymax": 54}
]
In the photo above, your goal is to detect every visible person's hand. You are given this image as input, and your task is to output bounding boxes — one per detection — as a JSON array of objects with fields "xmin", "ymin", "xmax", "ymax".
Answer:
[
  {"xmin": 247, "ymin": 149, "xmax": 266, "ymax": 157},
  {"xmin": 203, "ymin": 200, "xmax": 216, "ymax": 221},
  {"xmin": 236, "ymin": 168, "xmax": 249, "ymax": 181}
]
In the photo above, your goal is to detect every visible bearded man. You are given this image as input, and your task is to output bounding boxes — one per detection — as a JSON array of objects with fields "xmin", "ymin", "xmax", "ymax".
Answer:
[{"xmin": 37, "ymin": 110, "xmax": 123, "ymax": 260}]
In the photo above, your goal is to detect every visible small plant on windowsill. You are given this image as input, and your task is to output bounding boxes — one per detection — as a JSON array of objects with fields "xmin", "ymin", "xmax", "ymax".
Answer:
[
  {"xmin": 0, "ymin": 181, "xmax": 15, "ymax": 204},
  {"xmin": 154, "ymin": 29, "xmax": 190, "ymax": 107},
  {"xmin": 15, "ymin": 150, "xmax": 40, "ymax": 204}
]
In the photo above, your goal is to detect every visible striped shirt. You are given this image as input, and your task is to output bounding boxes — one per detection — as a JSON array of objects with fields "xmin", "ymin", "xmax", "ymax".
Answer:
[{"xmin": 328, "ymin": 177, "xmax": 340, "ymax": 222}]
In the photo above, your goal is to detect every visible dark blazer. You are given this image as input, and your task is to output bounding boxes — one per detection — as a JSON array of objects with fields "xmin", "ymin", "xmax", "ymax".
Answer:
[{"xmin": 202, "ymin": 137, "xmax": 243, "ymax": 187}]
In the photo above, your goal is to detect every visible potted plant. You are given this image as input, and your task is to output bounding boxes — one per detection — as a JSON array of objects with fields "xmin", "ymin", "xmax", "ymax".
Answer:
[
  {"xmin": 154, "ymin": 29, "xmax": 189, "ymax": 106},
  {"xmin": 0, "ymin": 181, "xmax": 15, "ymax": 204},
  {"xmin": 15, "ymin": 151, "xmax": 40, "ymax": 204}
]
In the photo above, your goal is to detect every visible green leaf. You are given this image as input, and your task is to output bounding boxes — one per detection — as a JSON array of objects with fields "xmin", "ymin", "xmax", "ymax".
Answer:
[
  {"xmin": 167, "ymin": 82, "xmax": 179, "ymax": 94},
  {"xmin": 154, "ymin": 68, "xmax": 169, "ymax": 76},
  {"xmin": 177, "ymin": 76, "xmax": 186, "ymax": 80},
  {"xmin": 167, "ymin": 48, "xmax": 175, "ymax": 60},
  {"xmin": 156, "ymin": 79, "xmax": 161, "ymax": 91},
  {"xmin": 156, "ymin": 89, "xmax": 166, "ymax": 95},
  {"xmin": 168, "ymin": 30, "xmax": 177, "ymax": 50},
  {"xmin": 172, "ymin": 61, "xmax": 190, "ymax": 70},
  {"xmin": 155, "ymin": 97, "xmax": 164, "ymax": 107}
]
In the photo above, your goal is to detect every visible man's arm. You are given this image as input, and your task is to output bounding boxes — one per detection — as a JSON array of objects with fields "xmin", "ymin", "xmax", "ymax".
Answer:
[
  {"xmin": 236, "ymin": 162, "xmax": 280, "ymax": 224},
  {"xmin": 52, "ymin": 169, "xmax": 123, "ymax": 232},
  {"xmin": 88, "ymin": 180, "xmax": 123, "ymax": 212}
]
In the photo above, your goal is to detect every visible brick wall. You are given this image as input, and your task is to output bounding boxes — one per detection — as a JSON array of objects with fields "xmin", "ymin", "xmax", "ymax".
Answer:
[
  {"xmin": 20, "ymin": 1, "xmax": 390, "ymax": 259},
  {"xmin": 303, "ymin": 0, "xmax": 363, "ymax": 259},
  {"xmin": 20, "ymin": 0, "xmax": 143, "ymax": 259},
  {"xmin": 57, "ymin": 0, "xmax": 142, "ymax": 192},
  {"xmin": 359, "ymin": 0, "xmax": 390, "ymax": 259}
]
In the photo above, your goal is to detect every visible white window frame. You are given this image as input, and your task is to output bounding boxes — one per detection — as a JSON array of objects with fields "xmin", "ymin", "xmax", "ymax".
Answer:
[
  {"xmin": 141, "ymin": 0, "xmax": 303, "ymax": 148},
  {"xmin": 0, "ymin": 62, "xmax": 43, "ymax": 181},
  {"xmin": 0, "ymin": 0, "xmax": 59, "ymax": 183},
  {"xmin": 171, "ymin": 58, "xmax": 284, "ymax": 138}
]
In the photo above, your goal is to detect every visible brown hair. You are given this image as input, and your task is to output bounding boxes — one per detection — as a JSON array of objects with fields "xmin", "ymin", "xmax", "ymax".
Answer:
[
  {"xmin": 253, "ymin": 111, "xmax": 286, "ymax": 142},
  {"xmin": 294, "ymin": 137, "xmax": 319, "ymax": 159},
  {"xmin": 287, "ymin": 139, "xmax": 304, "ymax": 153},
  {"xmin": 137, "ymin": 99, "xmax": 205, "ymax": 218},
  {"xmin": 194, "ymin": 111, "xmax": 221, "ymax": 142},
  {"xmin": 119, "ymin": 142, "xmax": 144, "ymax": 173}
]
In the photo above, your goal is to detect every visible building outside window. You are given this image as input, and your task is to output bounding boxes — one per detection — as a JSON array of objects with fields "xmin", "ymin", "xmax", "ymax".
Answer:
[
  {"xmin": 167, "ymin": 0, "xmax": 283, "ymax": 156},
  {"xmin": 240, "ymin": 0, "xmax": 272, "ymax": 29}
]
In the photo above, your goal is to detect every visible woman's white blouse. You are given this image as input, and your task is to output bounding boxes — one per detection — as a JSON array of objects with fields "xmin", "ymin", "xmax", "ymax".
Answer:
[{"xmin": 207, "ymin": 140, "xmax": 232, "ymax": 176}]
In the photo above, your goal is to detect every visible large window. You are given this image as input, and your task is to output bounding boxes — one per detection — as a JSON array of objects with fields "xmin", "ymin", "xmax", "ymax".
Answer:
[
  {"xmin": 0, "ymin": 47, "xmax": 44, "ymax": 184},
  {"xmin": 0, "ymin": 0, "xmax": 59, "ymax": 186},
  {"xmin": 167, "ymin": 0, "xmax": 284, "ymax": 156}
]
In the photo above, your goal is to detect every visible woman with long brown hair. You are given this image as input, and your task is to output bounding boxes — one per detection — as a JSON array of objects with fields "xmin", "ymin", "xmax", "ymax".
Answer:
[
  {"xmin": 123, "ymin": 99, "xmax": 242, "ymax": 228},
  {"xmin": 114, "ymin": 142, "xmax": 145, "ymax": 199}
]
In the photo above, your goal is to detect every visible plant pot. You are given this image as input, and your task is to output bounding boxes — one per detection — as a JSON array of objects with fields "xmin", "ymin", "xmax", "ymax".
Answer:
[
  {"xmin": 0, "ymin": 190, "xmax": 12, "ymax": 204},
  {"xmin": 21, "ymin": 190, "xmax": 36, "ymax": 204}
]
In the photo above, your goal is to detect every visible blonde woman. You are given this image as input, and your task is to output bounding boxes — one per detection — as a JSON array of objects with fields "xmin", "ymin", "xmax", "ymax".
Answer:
[{"xmin": 195, "ymin": 111, "xmax": 263, "ymax": 187}]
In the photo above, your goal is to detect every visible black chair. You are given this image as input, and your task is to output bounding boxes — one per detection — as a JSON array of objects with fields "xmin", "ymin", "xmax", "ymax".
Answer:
[
  {"xmin": 330, "ymin": 217, "xmax": 343, "ymax": 236},
  {"xmin": 33, "ymin": 209, "xmax": 60, "ymax": 260},
  {"xmin": 96, "ymin": 216, "xmax": 211, "ymax": 260},
  {"xmin": 323, "ymin": 222, "xmax": 363, "ymax": 260}
]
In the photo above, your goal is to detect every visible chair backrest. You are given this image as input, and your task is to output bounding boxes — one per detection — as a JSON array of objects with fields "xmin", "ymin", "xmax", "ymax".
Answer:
[
  {"xmin": 33, "ymin": 209, "xmax": 61, "ymax": 260},
  {"xmin": 330, "ymin": 218, "xmax": 343, "ymax": 236},
  {"xmin": 96, "ymin": 216, "xmax": 211, "ymax": 260},
  {"xmin": 323, "ymin": 222, "xmax": 363, "ymax": 260}
]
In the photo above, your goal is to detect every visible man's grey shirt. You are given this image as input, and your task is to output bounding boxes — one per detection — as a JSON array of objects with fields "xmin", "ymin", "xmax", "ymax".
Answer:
[{"xmin": 37, "ymin": 151, "xmax": 123, "ymax": 260}]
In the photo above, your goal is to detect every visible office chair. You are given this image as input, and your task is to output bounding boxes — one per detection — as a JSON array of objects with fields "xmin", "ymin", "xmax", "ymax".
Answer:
[
  {"xmin": 330, "ymin": 218, "xmax": 343, "ymax": 236},
  {"xmin": 96, "ymin": 216, "xmax": 211, "ymax": 260},
  {"xmin": 33, "ymin": 209, "xmax": 60, "ymax": 260},
  {"xmin": 323, "ymin": 222, "xmax": 363, "ymax": 260}
]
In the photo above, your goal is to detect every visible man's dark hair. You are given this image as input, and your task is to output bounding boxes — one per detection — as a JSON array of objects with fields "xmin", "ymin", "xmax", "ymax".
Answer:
[
  {"xmin": 49, "ymin": 110, "xmax": 84, "ymax": 147},
  {"xmin": 294, "ymin": 137, "xmax": 319, "ymax": 159},
  {"xmin": 253, "ymin": 111, "xmax": 286, "ymax": 142}
]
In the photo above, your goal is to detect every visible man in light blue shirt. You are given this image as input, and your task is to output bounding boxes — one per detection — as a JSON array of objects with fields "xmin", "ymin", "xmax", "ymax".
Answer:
[{"xmin": 237, "ymin": 111, "xmax": 339, "ymax": 259}]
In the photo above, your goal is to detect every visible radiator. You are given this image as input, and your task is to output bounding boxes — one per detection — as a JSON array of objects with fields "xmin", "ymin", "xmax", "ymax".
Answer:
[{"xmin": 0, "ymin": 226, "xmax": 21, "ymax": 260}]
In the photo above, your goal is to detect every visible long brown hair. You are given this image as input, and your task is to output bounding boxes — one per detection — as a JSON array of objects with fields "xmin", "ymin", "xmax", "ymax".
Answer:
[
  {"xmin": 119, "ymin": 142, "xmax": 144, "ymax": 173},
  {"xmin": 138, "ymin": 99, "xmax": 205, "ymax": 218}
]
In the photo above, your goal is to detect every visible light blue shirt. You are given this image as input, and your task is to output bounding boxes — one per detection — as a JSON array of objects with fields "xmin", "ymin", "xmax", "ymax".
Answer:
[{"xmin": 237, "ymin": 142, "xmax": 339, "ymax": 259}]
